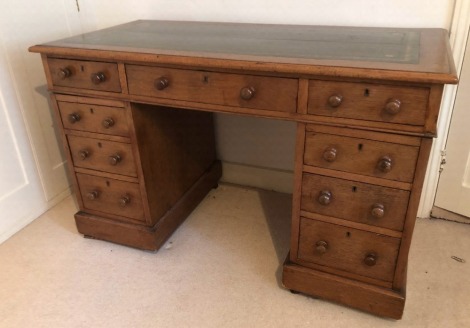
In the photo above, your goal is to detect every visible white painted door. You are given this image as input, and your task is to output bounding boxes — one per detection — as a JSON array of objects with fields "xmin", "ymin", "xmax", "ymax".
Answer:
[
  {"xmin": 0, "ymin": 1, "xmax": 96, "ymax": 243},
  {"xmin": 434, "ymin": 34, "xmax": 470, "ymax": 217}
]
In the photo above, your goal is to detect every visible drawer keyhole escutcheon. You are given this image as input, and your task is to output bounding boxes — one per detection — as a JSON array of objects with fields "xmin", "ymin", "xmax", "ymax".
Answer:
[
  {"xmin": 78, "ymin": 149, "xmax": 89, "ymax": 160},
  {"xmin": 328, "ymin": 94, "xmax": 343, "ymax": 107},
  {"xmin": 358, "ymin": 143, "xmax": 363, "ymax": 151},
  {"xmin": 323, "ymin": 147, "xmax": 337, "ymax": 162},
  {"xmin": 315, "ymin": 240, "xmax": 328, "ymax": 254},
  {"xmin": 119, "ymin": 195, "xmax": 131, "ymax": 207},
  {"xmin": 102, "ymin": 117, "xmax": 115, "ymax": 128},
  {"xmin": 364, "ymin": 253, "xmax": 378, "ymax": 266},
  {"xmin": 68, "ymin": 113, "xmax": 80, "ymax": 124},
  {"xmin": 109, "ymin": 154, "xmax": 122, "ymax": 166},
  {"xmin": 384, "ymin": 98, "xmax": 401, "ymax": 115},
  {"xmin": 155, "ymin": 76, "xmax": 170, "ymax": 90},
  {"xmin": 318, "ymin": 190, "xmax": 332, "ymax": 205},
  {"xmin": 377, "ymin": 155, "xmax": 393, "ymax": 173},
  {"xmin": 352, "ymin": 186, "xmax": 357, "ymax": 192},
  {"xmin": 86, "ymin": 190, "xmax": 99, "ymax": 200},
  {"xmin": 240, "ymin": 86, "xmax": 256, "ymax": 100},
  {"xmin": 371, "ymin": 203, "xmax": 385, "ymax": 218},
  {"xmin": 364, "ymin": 88, "xmax": 370, "ymax": 96},
  {"xmin": 91, "ymin": 72, "xmax": 106, "ymax": 84}
]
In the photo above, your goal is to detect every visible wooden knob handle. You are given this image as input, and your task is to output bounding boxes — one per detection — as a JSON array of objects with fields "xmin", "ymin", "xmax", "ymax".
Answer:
[
  {"xmin": 119, "ymin": 195, "xmax": 131, "ymax": 207},
  {"xmin": 91, "ymin": 72, "xmax": 106, "ymax": 84},
  {"xmin": 323, "ymin": 147, "xmax": 337, "ymax": 162},
  {"xmin": 240, "ymin": 86, "xmax": 256, "ymax": 100},
  {"xmin": 58, "ymin": 68, "xmax": 72, "ymax": 79},
  {"xmin": 155, "ymin": 77, "xmax": 170, "ymax": 90},
  {"xmin": 102, "ymin": 118, "xmax": 115, "ymax": 128},
  {"xmin": 318, "ymin": 190, "xmax": 332, "ymax": 205},
  {"xmin": 377, "ymin": 156, "xmax": 393, "ymax": 173},
  {"xmin": 78, "ymin": 150, "xmax": 89, "ymax": 160},
  {"xmin": 371, "ymin": 203, "xmax": 385, "ymax": 218},
  {"xmin": 328, "ymin": 94, "xmax": 343, "ymax": 108},
  {"xmin": 364, "ymin": 253, "xmax": 377, "ymax": 266},
  {"xmin": 315, "ymin": 240, "xmax": 328, "ymax": 254},
  {"xmin": 108, "ymin": 154, "xmax": 122, "ymax": 166},
  {"xmin": 384, "ymin": 99, "xmax": 401, "ymax": 115},
  {"xmin": 86, "ymin": 190, "xmax": 99, "ymax": 200},
  {"xmin": 68, "ymin": 113, "xmax": 81, "ymax": 124}
]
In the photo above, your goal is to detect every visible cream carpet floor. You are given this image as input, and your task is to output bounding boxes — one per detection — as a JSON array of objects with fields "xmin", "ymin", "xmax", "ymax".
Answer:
[{"xmin": 0, "ymin": 184, "xmax": 469, "ymax": 328}]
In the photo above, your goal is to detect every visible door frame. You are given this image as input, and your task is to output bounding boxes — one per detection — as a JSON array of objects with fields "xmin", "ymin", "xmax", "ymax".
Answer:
[{"xmin": 419, "ymin": 0, "xmax": 470, "ymax": 217}]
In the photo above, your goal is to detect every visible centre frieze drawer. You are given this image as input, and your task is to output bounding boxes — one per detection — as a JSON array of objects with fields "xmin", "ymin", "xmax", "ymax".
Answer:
[
  {"xmin": 301, "ymin": 173, "xmax": 410, "ymax": 231},
  {"xmin": 297, "ymin": 217, "xmax": 401, "ymax": 282},
  {"xmin": 68, "ymin": 135, "xmax": 137, "ymax": 177},
  {"xmin": 126, "ymin": 64, "xmax": 298, "ymax": 112}
]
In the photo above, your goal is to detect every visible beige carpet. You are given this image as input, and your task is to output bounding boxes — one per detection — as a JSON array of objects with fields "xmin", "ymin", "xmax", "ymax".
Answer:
[{"xmin": 0, "ymin": 184, "xmax": 469, "ymax": 327}]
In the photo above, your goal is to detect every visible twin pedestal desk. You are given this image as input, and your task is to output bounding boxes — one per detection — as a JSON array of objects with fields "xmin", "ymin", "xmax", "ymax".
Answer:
[{"xmin": 30, "ymin": 21, "xmax": 457, "ymax": 319}]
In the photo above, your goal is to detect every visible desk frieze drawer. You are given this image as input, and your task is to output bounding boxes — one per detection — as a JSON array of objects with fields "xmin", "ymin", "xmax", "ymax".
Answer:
[
  {"xmin": 126, "ymin": 64, "xmax": 298, "ymax": 113},
  {"xmin": 307, "ymin": 80, "xmax": 429, "ymax": 126},
  {"xmin": 48, "ymin": 58, "xmax": 121, "ymax": 92},
  {"xmin": 297, "ymin": 217, "xmax": 401, "ymax": 282},
  {"xmin": 58, "ymin": 101, "xmax": 129, "ymax": 136},
  {"xmin": 68, "ymin": 135, "xmax": 137, "ymax": 177},
  {"xmin": 304, "ymin": 131, "xmax": 419, "ymax": 183},
  {"xmin": 76, "ymin": 173, "xmax": 145, "ymax": 222},
  {"xmin": 301, "ymin": 173, "xmax": 410, "ymax": 231}
]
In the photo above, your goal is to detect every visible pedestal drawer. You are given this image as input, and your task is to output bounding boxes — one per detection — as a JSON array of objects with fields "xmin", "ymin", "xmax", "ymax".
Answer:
[
  {"xmin": 301, "ymin": 173, "xmax": 410, "ymax": 231},
  {"xmin": 58, "ymin": 101, "xmax": 129, "ymax": 136},
  {"xmin": 48, "ymin": 58, "xmax": 121, "ymax": 92},
  {"xmin": 307, "ymin": 80, "xmax": 429, "ymax": 125},
  {"xmin": 76, "ymin": 173, "xmax": 145, "ymax": 222},
  {"xmin": 68, "ymin": 135, "xmax": 137, "ymax": 177},
  {"xmin": 126, "ymin": 65, "xmax": 298, "ymax": 112},
  {"xmin": 297, "ymin": 217, "xmax": 400, "ymax": 282},
  {"xmin": 304, "ymin": 132, "xmax": 419, "ymax": 183}
]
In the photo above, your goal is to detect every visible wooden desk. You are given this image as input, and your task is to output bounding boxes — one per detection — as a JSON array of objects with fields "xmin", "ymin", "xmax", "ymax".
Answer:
[{"xmin": 30, "ymin": 20, "xmax": 457, "ymax": 319}]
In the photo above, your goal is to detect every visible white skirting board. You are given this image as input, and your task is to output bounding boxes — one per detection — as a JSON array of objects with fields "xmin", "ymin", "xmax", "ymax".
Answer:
[{"xmin": 220, "ymin": 162, "xmax": 294, "ymax": 194}]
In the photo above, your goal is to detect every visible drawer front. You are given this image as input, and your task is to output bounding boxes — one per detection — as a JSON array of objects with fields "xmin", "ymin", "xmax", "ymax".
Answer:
[
  {"xmin": 68, "ymin": 135, "xmax": 137, "ymax": 177},
  {"xmin": 301, "ymin": 173, "xmax": 410, "ymax": 231},
  {"xmin": 126, "ymin": 65, "xmax": 298, "ymax": 112},
  {"xmin": 76, "ymin": 173, "xmax": 145, "ymax": 222},
  {"xmin": 307, "ymin": 80, "xmax": 429, "ymax": 125},
  {"xmin": 298, "ymin": 218, "xmax": 400, "ymax": 282},
  {"xmin": 304, "ymin": 132, "xmax": 419, "ymax": 183},
  {"xmin": 58, "ymin": 101, "xmax": 129, "ymax": 136},
  {"xmin": 48, "ymin": 58, "xmax": 121, "ymax": 92}
]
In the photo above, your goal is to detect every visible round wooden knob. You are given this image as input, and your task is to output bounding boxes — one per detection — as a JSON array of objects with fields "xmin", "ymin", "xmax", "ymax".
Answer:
[
  {"xmin": 377, "ymin": 156, "xmax": 393, "ymax": 173},
  {"xmin": 240, "ymin": 86, "xmax": 256, "ymax": 100},
  {"xmin": 102, "ymin": 118, "xmax": 115, "ymax": 129},
  {"xmin": 68, "ymin": 113, "xmax": 81, "ymax": 124},
  {"xmin": 119, "ymin": 195, "xmax": 131, "ymax": 207},
  {"xmin": 315, "ymin": 240, "xmax": 328, "ymax": 254},
  {"xmin": 78, "ymin": 150, "xmax": 89, "ymax": 160},
  {"xmin": 371, "ymin": 203, "xmax": 385, "ymax": 218},
  {"xmin": 108, "ymin": 154, "xmax": 122, "ymax": 166},
  {"xmin": 384, "ymin": 99, "xmax": 401, "ymax": 115},
  {"xmin": 364, "ymin": 253, "xmax": 377, "ymax": 266},
  {"xmin": 155, "ymin": 77, "xmax": 170, "ymax": 90},
  {"xmin": 323, "ymin": 147, "xmax": 337, "ymax": 162},
  {"xmin": 58, "ymin": 68, "xmax": 72, "ymax": 79},
  {"xmin": 328, "ymin": 94, "xmax": 343, "ymax": 108},
  {"xmin": 86, "ymin": 190, "xmax": 99, "ymax": 200},
  {"xmin": 91, "ymin": 72, "xmax": 106, "ymax": 84},
  {"xmin": 318, "ymin": 190, "xmax": 332, "ymax": 205}
]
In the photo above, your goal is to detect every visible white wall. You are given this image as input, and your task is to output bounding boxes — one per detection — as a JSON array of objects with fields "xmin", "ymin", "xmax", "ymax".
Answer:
[{"xmin": 83, "ymin": 0, "xmax": 455, "ymax": 180}]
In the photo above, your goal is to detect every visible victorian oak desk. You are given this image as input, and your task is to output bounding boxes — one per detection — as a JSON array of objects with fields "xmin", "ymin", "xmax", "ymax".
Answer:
[{"xmin": 29, "ymin": 21, "xmax": 457, "ymax": 319}]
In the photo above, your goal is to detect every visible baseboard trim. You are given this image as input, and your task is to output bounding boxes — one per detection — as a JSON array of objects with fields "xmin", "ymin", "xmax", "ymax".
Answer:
[{"xmin": 220, "ymin": 162, "xmax": 293, "ymax": 194}]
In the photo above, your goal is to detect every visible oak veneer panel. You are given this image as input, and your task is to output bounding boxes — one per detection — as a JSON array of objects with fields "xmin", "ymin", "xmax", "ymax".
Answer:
[
  {"xmin": 126, "ymin": 64, "xmax": 298, "ymax": 113},
  {"xmin": 130, "ymin": 104, "xmax": 216, "ymax": 225},
  {"xmin": 301, "ymin": 173, "xmax": 410, "ymax": 231}
]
